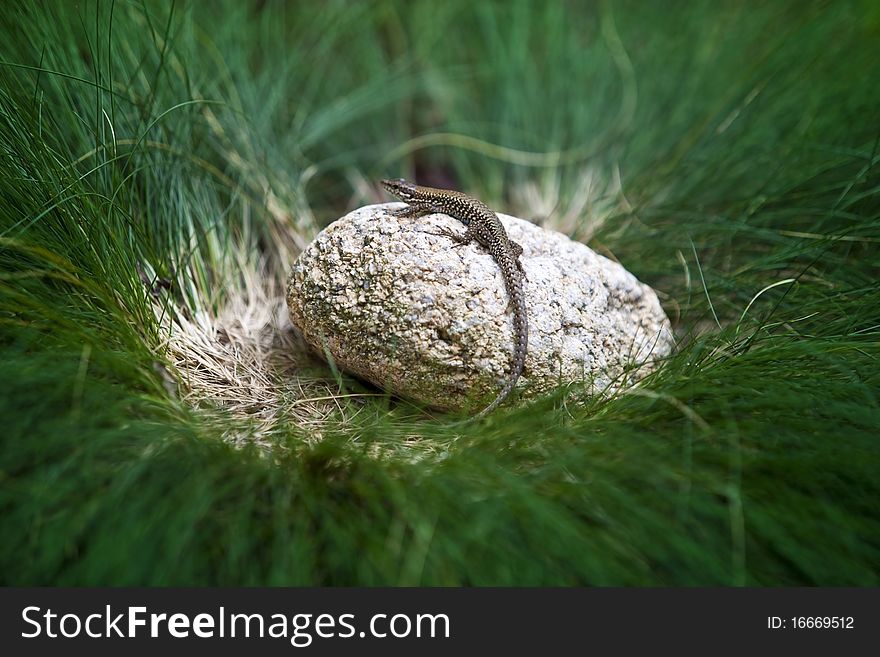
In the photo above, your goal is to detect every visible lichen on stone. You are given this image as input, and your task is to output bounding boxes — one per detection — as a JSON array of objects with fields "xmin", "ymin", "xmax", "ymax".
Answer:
[{"xmin": 287, "ymin": 202, "xmax": 674, "ymax": 412}]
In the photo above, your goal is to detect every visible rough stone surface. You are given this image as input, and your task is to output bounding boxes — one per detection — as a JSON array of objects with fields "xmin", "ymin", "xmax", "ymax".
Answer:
[{"xmin": 287, "ymin": 203, "xmax": 674, "ymax": 412}]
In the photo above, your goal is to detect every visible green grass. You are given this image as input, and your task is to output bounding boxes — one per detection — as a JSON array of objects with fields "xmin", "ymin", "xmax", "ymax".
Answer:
[{"xmin": 1, "ymin": 0, "xmax": 878, "ymax": 585}]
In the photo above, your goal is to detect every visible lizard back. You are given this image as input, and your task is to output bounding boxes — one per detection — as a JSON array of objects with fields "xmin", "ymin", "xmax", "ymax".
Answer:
[{"xmin": 381, "ymin": 178, "xmax": 528, "ymax": 418}]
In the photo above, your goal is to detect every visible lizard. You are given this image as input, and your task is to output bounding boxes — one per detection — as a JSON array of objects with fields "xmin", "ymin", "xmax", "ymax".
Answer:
[{"xmin": 380, "ymin": 177, "xmax": 528, "ymax": 418}]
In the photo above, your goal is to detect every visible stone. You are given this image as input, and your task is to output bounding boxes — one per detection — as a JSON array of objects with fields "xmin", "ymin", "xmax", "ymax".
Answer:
[{"xmin": 286, "ymin": 203, "xmax": 674, "ymax": 413}]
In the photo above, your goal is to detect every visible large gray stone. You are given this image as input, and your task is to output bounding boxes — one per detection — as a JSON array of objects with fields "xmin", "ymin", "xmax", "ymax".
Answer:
[{"xmin": 287, "ymin": 203, "xmax": 673, "ymax": 412}]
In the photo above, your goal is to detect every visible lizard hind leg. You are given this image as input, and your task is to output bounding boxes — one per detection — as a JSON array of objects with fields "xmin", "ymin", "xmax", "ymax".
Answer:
[
  {"xmin": 509, "ymin": 241, "xmax": 527, "ymax": 278},
  {"xmin": 429, "ymin": 225, "xmax": 472, "ymax": 247}
]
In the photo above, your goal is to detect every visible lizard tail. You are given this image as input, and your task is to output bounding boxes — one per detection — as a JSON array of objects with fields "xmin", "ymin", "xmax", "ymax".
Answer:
[{"xmin": 473, "ymin": 297, "xmax": 528, "ymax": 419}]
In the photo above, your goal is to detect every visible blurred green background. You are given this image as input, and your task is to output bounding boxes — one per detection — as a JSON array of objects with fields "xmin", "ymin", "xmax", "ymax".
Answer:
[{"xmin": 0, "ymin": 0, "xmax": 877, "ymax": 585}]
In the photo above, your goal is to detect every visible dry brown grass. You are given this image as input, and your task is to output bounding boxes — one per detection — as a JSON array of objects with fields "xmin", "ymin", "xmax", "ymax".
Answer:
[{"xmin": 153, "ymin": 251, "xmax": 355, "ymax": 449}]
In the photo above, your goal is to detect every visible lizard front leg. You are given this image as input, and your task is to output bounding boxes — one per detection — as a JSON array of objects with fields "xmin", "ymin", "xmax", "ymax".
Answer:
[{"xmin": 388, "ymin": 204, "xmax": 431, "ymax": 219}]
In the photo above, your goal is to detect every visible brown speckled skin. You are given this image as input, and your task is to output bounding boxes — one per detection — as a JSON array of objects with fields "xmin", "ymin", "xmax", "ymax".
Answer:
[{"xmin": 381, "ymin": 178, "xmax": 527, "ymax": 417}]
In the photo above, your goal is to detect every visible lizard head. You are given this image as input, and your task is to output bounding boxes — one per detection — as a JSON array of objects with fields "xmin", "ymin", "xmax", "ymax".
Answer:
[{"xmin": 380, "ymin": 177, "xmax": 419, "ymax": 202}]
